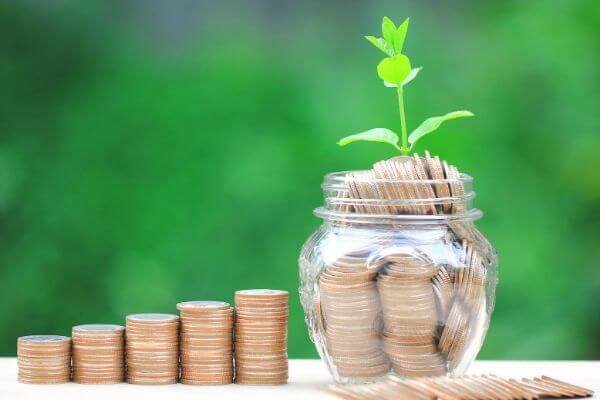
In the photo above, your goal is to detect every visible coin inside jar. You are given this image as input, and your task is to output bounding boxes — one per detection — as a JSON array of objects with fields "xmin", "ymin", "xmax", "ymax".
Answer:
[
  {"xmin": 318, "ymin": 253, "xmax": 390, "ymax": 379},
  {"xmin": 377, "ymin": 251, "xmax": 446, "ymax": 378}
]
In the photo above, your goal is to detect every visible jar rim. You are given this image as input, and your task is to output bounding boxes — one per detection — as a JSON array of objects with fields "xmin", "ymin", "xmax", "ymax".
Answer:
[
  {"xmin": 317, "ymin": 167, "xmax": 481, "ymax": 224},
  {"xmin": 314, "ymin": 206, "xmax": 483, "ymax": 224}
]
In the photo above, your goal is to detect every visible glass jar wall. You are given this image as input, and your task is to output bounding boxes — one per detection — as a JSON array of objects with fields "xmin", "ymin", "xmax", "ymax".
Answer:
[{"xmin": 298, "ymin": 155, "xmax": 498, "ymax": 383}]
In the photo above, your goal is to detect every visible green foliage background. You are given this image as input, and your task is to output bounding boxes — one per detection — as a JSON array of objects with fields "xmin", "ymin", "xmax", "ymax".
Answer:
[{"xmin": 1, "ymin": 1, "xmax": 598, "ymax": 359}]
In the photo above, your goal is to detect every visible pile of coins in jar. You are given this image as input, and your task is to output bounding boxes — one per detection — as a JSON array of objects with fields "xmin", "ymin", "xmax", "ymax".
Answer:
[
  {"xmin": 315, "ymin": 153, "xmax": 493, "ymax": 379},
  {"xmin": 16, "ymin": 289, "xmax": 288, "ymax": 385}
]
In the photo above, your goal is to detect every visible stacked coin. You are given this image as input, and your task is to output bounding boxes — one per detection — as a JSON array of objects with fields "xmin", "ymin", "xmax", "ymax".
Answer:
[
  {"xmin": 17, "ymin": 335, "xmax": 71, "ymax": 384},
  {"xmin": 318, "ymin": 254, "xmax": 390, "ymax": 378},
  {"xmin": 234, "ymin": 289, "xmax": 289, "ymax": 385},
  {"xmin": 377, "ymin": 253, "xmax": 446, "ymax": 377},
  {"xmin": 177, "ymin": 301, "xmax": 234, "ymax": 385},
  {"xmin": 432, "ymin": 267, "xmax": 454, "ymax": 324},
  {"xmin": 125, "ymin": 314, "xmax": 179, "ymax": 385},
  {"xmin": 439, "ymin": 241, "xmax": 487, "ymax": 368},
  {"xmin": 72, "ymin": 324, "xmax": 125, "ymax": 384}
]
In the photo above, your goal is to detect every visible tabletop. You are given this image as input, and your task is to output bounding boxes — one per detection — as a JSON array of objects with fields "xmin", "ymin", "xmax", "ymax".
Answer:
[{"xmin": 1, "ymin": 358, "xmax": 598, "ymax": 400}]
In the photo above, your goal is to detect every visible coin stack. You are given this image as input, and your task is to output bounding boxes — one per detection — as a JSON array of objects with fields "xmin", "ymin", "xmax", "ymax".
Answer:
[
  {"xmin": 71, "ymin": 324, "xmax": 125, "ymax": 384},
  {"xmin": 125, "ymin": 314, "xmax": 179, "ymax": 385},
  {"xmin": 377, "ymin": 253, "xmax": 446, "ymax": 377},
  {"xmin": 177, "ymin": 301, "xmax": 234, "ymax": 385},
  {"xmin": 17, "ymin": 335, "xmax": 71, "ymax": 384},
  {"xmin": 432, "ymin": 267, "xmax": 454, "ymax": 324},
  {"xmin": 234, "ymin": 289, "xmax": 289, "ymax": 385},
  {"xmin": 439, "ymin": 241, "xmax": 487, "ymax": 367},
  {"xmin": 318, "ymin": 254, "xmax": 390, "ymax": 378}
]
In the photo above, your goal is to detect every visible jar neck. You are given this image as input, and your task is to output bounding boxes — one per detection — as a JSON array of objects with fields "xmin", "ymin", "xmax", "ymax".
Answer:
[{"xmin": 315, "ymin": 157, "xmax": 482, "ymax": 226}]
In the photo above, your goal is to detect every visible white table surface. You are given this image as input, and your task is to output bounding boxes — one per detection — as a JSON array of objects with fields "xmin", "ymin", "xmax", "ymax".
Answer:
[{"xmin": 1, "ymin": 358, "xmax": 598, "ymax": 400}]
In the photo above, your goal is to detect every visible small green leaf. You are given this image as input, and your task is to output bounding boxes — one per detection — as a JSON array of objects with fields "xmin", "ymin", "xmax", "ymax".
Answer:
[
  {"xmin": 392, "ymin": 17, "xmax": 410, "ymax": 54},
  {"xmin": 381, "ymin": 17, "xmax": 397, "ymax": 49},
  {"xmin": 402, "ymin": 67, "xmax": 422, "ymax": 86},
  {"xmin": 338, "ymin": 128, "xmax": 400, "ymax": 150},
  {"xmin": 364, "ymin": 36, "xmax": 394, "ymax": 56},
  {"xmin": 408, "ymin": 110, "xmax": 475, "ymax": 148},
  {"xmin": 377, "ymin": 54, "xmax": 411, "ymax": 84},
  {"xmin": 383, "ymin": 67, "xmax": 422, "ymax": 88}
]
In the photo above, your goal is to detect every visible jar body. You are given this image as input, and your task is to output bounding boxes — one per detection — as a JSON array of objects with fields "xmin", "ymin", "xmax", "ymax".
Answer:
[{"xmin": 299, "ymin": 220, "xmax": 497, "ymax": 383}]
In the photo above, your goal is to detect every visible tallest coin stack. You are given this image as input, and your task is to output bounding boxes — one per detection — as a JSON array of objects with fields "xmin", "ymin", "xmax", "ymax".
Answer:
[{"xmin": 234, "ymin": 289, "xmax": 289, "ymax": 385}]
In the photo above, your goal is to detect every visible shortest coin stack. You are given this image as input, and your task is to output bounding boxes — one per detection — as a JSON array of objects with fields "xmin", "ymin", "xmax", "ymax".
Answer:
[
  {"xmin": 177, "ymin": 301, "xmax": 234, "ymax": 385},
  {"xmin": 17, "ymin": 335, "xmax": 71, "ymax": 384},
  {"xmin": 234, "ymin": 289, "xmax": 289, "ymax": 385},
  {"xmin": 72, "ymin": 324, "xmax": 125, "ymax": 384},
  {"xmin": 126, "ymin": 314, "xmax": 179, "ymax": 385}
]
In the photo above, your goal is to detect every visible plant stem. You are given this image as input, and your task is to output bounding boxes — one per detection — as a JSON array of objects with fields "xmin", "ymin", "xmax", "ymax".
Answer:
[{"xmin": 396, "ymin": 85, "xmax": 409, "ymax": 154}]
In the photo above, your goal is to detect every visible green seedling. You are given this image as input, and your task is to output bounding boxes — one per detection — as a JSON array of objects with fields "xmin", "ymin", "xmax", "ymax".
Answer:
[{"xmin": 338, "ymin": 16, "xmax": 474, "ymax": 154}]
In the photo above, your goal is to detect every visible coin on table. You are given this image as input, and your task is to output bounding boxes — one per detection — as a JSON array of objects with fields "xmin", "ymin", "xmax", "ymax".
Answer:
[
  {"xmin": 72, "ymin": 324, "xmax": 125, "ymax": 384},
  {"xmin": 17, "ymin": 335, "xmax": 71, "ymax": 384},
  {"xmin": 125, "ymin": 313, "xmax": 179, "ymax": 385},
  {"xmin": 234, "ymin": 289, "xmax": 289, "ymax": 385},
  {"xmin": 178, "ymin": 300, "xmax": 233, "ymax": 385}
]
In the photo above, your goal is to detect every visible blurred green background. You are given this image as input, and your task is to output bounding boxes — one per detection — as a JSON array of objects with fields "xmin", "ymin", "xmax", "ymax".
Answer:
[{"xmin": 1, "ymin": 0, "xmax": 598, "ymax": 359}]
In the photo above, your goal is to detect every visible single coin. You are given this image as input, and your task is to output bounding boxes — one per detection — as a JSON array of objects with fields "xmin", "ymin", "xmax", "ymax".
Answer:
[
  {"xmin": 126, "ymin": 313, "xmax": 179, "ymax": 323},
  {"xmin": 177, "ymin": 300, "xmax": 231, "ymax": 311},
  {"xmin": 73, "ymin": 324, "xmax": 124, "ymax": 334},
  {"xmin": 18, "ymin": 335, "xmax": 70, "ymax": 344}
]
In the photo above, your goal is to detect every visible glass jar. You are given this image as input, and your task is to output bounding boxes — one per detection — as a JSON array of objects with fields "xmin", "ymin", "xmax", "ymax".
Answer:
[{"xmin": 298, "ymin": 155, "xmax": 498, "ymax": 383}]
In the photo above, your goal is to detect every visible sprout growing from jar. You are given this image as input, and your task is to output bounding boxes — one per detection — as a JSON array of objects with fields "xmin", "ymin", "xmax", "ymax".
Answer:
[{"xmin": 338, "ymin": 17, "xmax": 474, "ymax": 155}]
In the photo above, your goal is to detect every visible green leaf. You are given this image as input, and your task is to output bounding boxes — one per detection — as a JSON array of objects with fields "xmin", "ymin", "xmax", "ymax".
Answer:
[
  {"xmin": 338, "ymin": 128, "xmax": 400, "ymax": 150},
  {"xmin": 364, "ymin": 36, "xmax": 394, "ymax": 57},
  {"xmin": 377, "ymin": 54, "xmax": 411, "ymax": 84},
  {"xmin": 408, "ymin": 110, "xmax": 475, "ymax": 148},
  {"xmin": 383, "ymin": 67, "xmax": 422, "ymax": 88},
  {"xmin": 381, "ymin": 17, "xmax": 397, "ymax": 50},
  {"xmin": 393, "ymin": 17, "xmax": 410, "ymax": 54},
  {"xmin": 402, "ymin": 67, "xmax": 422, "ymax": 86}
]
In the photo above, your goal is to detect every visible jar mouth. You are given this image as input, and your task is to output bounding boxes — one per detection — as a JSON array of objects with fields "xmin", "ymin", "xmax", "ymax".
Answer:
[
  {"xmin": 314, "ymin": 206, "xmax": 483, "ymax": 224},
  {"xmin": 316, "ymin": 167, "xmax": 481, "ymax": 224},
  {"xmin": 322, "ymin": 170, "xmax": 474, "ymax": 189}
]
